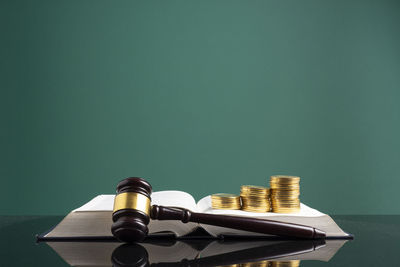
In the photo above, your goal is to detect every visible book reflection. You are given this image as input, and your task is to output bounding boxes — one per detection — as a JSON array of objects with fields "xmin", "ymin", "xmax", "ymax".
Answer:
[{"xmin": 46, "ymin": 239, "xmax": 348, "ymax": 267}]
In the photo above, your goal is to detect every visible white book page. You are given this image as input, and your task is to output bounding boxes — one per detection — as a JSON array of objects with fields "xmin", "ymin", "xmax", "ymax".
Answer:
[
  {"xmin": 73, "ymin": 191, "xmax": 197, "ymax": 212},
  {"xmin": 73, "ymin": 195, "xmax": 115, "ymax": 212}
]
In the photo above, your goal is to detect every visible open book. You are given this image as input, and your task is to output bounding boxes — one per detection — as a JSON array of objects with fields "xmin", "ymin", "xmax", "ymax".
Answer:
[{"xmin": 38, "ymin": 191, "xmax": 351, "ymax": 240}]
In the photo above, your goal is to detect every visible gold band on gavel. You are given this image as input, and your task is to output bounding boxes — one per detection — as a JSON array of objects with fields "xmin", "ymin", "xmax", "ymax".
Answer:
[{"xmin": 113, "ymin": 192, "xmax": 151, "ymax": 215}]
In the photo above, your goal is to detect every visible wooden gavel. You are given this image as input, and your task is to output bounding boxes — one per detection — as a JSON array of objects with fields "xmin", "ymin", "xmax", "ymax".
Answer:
[{"xmin": 111, "ymin": 177, "xmax": 326, "ymax": 243}]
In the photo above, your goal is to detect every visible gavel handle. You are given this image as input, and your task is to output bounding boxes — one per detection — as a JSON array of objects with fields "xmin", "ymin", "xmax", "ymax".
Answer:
[{"xmin": 151, "ymin": 205, "xmax": 325, "ymax": 239}]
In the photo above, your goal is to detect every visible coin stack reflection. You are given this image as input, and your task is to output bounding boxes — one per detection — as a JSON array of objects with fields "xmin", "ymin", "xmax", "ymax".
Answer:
[
  {"xmin": 270, "ymin": 260, "xmax": 301, "ymax": 267},
  {"xmin": 240, "ymin": 185, "xmax": 271, "ymax": 212},
  {"xmin": 270, "ymin": 175, "xmax": 301, "ymax": 213},
  {"xmin": 240, "ymin": 260, "xmax": 269, "ymax": 267},
  {"xmin": 222, "ymin": 260, "xmax": 301, "ymax": 267}
]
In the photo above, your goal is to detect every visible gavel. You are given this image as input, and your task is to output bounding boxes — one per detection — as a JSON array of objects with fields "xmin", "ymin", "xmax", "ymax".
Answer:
[{"xmin": 111, "ymin": 177, "xmax": 326, "ymax": 243}]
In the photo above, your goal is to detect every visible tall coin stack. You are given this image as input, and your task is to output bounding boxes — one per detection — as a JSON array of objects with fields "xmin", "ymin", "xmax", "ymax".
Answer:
[
  {"xmin": 211, "ymin": 193, "xmax": 241, "ymax": 210},
  {"xmin": 240, "ymin": 185, "xmax": 271, "ymax": 212},
  {"xmin": 270, "ymin": 175, "xmax": 301, "ymax": 213}
]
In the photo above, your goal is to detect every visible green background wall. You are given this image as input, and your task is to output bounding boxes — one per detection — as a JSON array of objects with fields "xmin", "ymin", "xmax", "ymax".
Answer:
[{"xmin": 1, "ymin": 0, "xmax": 399, "ymax": 215}]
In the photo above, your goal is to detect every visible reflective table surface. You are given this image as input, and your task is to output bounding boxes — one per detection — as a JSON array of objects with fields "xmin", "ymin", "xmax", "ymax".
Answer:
[{"xmin": 1, "ymin": 215, "xmax": 400, "ymax": 266}]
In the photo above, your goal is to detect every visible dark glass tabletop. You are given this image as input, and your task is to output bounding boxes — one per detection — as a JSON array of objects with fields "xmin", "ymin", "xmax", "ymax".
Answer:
[{"xmin": 1, "ymin": 215, "xmax": 399, "ymax": 266}]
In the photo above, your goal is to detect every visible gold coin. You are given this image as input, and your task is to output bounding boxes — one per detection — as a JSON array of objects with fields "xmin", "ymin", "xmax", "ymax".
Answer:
[
  {"xmin": 271, "ymin": 191, "xmax": 300, "ymax": 196},
  {"xmin": 270, "ymin": 185, "xmax": 299, "ymax": 188},
  {"xmin": 241, "ymin": 185, "xmax": 268, "ymax": 190},
  {"xmin": 241, "ymin": 185, "xmax": 270, "ymax": 194},
  {"xmin": 241, "ymin": 201, "xmax": 270, "ymax": 206},
  {"xmin": 272, "ymin": 206, "xmax": 300, "ymax": 209},
  {"xmin": 272, "ymin": 206, "xmax": 301, "ymax": 212},
  {"xmin": 212, "ymin": 193, "xmax": 239, "ymax": 198},
  {"xmin": 270, "ymin": 188, "xmax": 300, "ymax": 191},
  {"xmin": 272, "ymin": 200, "xmax": 300, "ymax": 205},
  {"xmin": 241, "ymin": 207, "xmax": 270, "ymax": 212},
  {"xmin": 270, "ymin": 181, "xmax": 300, "ymax": 186},
  {"xmin": 273, "ymin": 205, "xmax": 300, "ymax": 208},
  {"xmin": 270, "ymin": 175, "xmax": 300, "ymax": 182},
  {"xmin": 271, "ymin": 199, "xmax": 299, "ymax": 203},
  {"xmin": 272, "ymin": 201, "xmax": 300, "ymax": 205}
]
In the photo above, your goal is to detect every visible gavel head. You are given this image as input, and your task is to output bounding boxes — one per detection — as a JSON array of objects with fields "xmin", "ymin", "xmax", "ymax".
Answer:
[{"xmin": 111, "ymin": 177, "xmax": 152, "ymax": 243}]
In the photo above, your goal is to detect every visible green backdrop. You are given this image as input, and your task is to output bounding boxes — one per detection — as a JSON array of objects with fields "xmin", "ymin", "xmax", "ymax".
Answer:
[{"xmin": 1, "ymin": 0, "xmax": 399, "ymax": 215}]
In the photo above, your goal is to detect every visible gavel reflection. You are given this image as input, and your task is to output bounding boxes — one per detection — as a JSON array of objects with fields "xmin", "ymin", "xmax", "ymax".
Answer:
[
  {"xmin": 111, "ymin": 177, "xmax": 326, "ymax": 243},
  {"xmin": 111, "ymin": 239, "xmax": 326, "ymax": 267}
]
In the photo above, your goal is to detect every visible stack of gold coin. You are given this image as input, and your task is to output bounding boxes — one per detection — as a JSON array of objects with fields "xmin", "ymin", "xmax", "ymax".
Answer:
[
  {"xmin": 270, "ymin": 260, "xmax": 301, "ymax": 267},
  {"xmin": 270, "ymin": 175, "xmax": 301, "ymax": 213},
  {"xmin": 211, "ymin": 193, "xmax": 241, "ymax": 210},
  {"xmin": 240, "ymin": 185, "xmax": 271, "ymax": 212}
]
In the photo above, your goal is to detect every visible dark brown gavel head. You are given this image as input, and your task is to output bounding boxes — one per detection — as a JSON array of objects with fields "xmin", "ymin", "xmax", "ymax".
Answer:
[{"xmin": 111, "ymin": 177, "xmax": 152, "ymax": 243}]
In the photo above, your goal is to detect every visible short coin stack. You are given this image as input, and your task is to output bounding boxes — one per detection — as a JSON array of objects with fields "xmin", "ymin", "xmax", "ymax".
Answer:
[
  {"xmin": 240, "ymin": 185, "xmax": 271, "ymax": 212},
  {"xmin": 211, "ymin": 193, "xmax": 241, "ymax": 210},
  {"xmin": 270, "ymin": 175, "xmax": 301, "ymax": 213}
]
